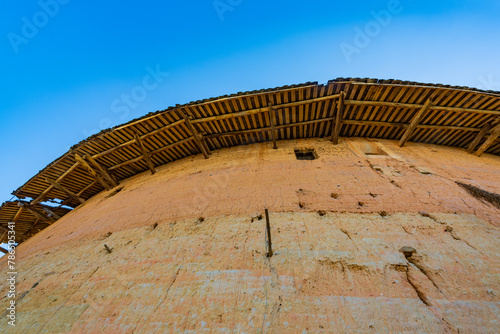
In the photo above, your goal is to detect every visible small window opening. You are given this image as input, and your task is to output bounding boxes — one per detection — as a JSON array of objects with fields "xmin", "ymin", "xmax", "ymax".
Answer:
[
  {"xmin": 294, "ymin": 148, "xmax": 318, "ymax": 160},
  {"xmin": 360, "ymin": 143, "xmax": 388, "ymax": 156}
]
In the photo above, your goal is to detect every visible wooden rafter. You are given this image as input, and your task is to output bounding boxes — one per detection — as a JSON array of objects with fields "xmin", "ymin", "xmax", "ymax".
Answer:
[
  {"xmin": 475, "ymin": 124, "xmax": 500, "ymax": 157},
  {"xmin": 331, "ymin": 92, "xmax": 345, "ymax": 144},
  {"xmin": 134, "ymin": 133, "xmax": 156, "ymax": 174},
  {"xmin": 12, "ymin": 207, "xmax": 23, "ymax": 223},
  {"xmin": 399, "ymin": 99, "xmax": 433, "ymax": 147},
  {"xmin": 75, "ymin": 154, "xmax": 111, "ymax": 190},
  {"xmin": 77, "ymin": 180, "xmax": 97, "ymax": 197},
  {"xmin": 45, "ymin": 177, "xmax": 86, "ymax": 205},
  {"xmin": 183, "ymin": 115, "xmax": 209, "ymax": 159}
]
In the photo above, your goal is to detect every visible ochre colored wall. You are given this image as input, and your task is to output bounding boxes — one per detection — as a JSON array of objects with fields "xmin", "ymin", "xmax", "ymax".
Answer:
[{"xmin": 1, "ymin": 138, "xmax": 499, "ymax": 333}]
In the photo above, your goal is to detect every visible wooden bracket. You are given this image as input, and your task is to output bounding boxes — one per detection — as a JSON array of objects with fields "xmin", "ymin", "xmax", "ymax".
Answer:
[
  {"xmin": 467, "ymin": 122, "xmax": 492, "ymax": 153},
  {"xmin": 183, "ymin": 114, "xmax": 210, "ymax": 159},
  {"xmin": 268, "ymin": 105, "xmax": 278, "ymax": 149},
  {"xmin": 134, "ymin": 133, "xmax": 156, "ymax": 174},
  {"xmin": 475, "ymin": 123, "xmax": 500, "ymax": 156},
  {"xmin": 85, "ymin": 155, "xmax": 118, "ymax": 188},
  {"xmin": 45, "ymin": 177, "xmax": 86, "ymax": 205},
  {"xmin": 75, "ymin": 154, "xmax": 112, "ymax": 190},
  {"xmin": 23, "ymin": 218, "xmax": 40, "ymax": 239},
  {"xmin": 331, "ymin": 92, "xmax": 345, "ymax": 144},
  {"xmin": 18, "ymin": 202, "xmax": 56, "ymax": 224},
  {"xmin": 399, "ymin": 98, "xmax": 433, "ymax": 147}
]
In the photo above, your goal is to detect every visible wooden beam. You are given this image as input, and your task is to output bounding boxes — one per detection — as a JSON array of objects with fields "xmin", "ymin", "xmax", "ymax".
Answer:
[
  {"xmin": 30, "ymin": 161, "xmax": 80, "ymax": 205},
  {"xmin": 191, "ymin": 94, "xmax": 341, "ymax": 124},
  {"xmin": 474, "ymin": 124, "xmax": 500, "ymax": 156},
  {"xmin": 45, "ymin": 177, "xmax": 86, "ymax": 205},
  {"xmin": 12, "ymin": 207, "xmax": 23, "ymax": 223},
  {"xmin": 77, "ymin": 180, "xmax": 97, "ymax": 197},
  {"xmin": 467, "ymin": 123, "xmax": 493, "ymax": 153},
  {"xmin": 0, "ymin": 247, "xmax": 8, "ymax": 255},
  {"xmin": 332, "ymin": 92, "xmax": 345, "ymax": 144},
  {"xmin": 109, "ymin": 137, "xmax": 195, "ymax": 171},
  {"xmin": 399, "ymin": 99, "xmax": 433, "ymax": 147},
  {"xmin": 75, "ymin": 154, "xmax": 111, "ymax": 191},
  {"xmin": 84, "ymin": 155, "xmax": 118, "ymax": 188},
  {"xmin": 134, "ymin": 133, "xmax": 156, "ymax": 174},
  {"xmin": 183, "ymin": 115, "xmax": 209, "ymax": 159},
  {"xmin": 18, "ymin": 202, "xmax": 55, "ymax": 224},
  {"xmin": 345, "ymin": 99, "xmax": 500, "ymax": 116},
  {"xmin": 268, "ymin": 105, "xmax": 278, "ymax": 149},
  {"xmin": 93, "ymin": 119, "xmax": 185, "ymax": 159},
  {"xmin": 205, "ymin": 117, "xmax": 485, "ymax": 140}
]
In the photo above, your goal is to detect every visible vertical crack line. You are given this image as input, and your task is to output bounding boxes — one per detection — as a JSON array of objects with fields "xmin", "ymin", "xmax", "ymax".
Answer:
[
  {"xmin": 152, "ymin": 266, "xmax": 181, "ymax": 313},
  {"xmin": 38, "ymin": 266, "xmax": 101, "ymax": 333}
]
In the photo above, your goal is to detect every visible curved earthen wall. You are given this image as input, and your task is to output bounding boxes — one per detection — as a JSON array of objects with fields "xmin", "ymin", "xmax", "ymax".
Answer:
[{"xmin": 1, "ymin": 138, "xmax": 499, "ymax": 333}]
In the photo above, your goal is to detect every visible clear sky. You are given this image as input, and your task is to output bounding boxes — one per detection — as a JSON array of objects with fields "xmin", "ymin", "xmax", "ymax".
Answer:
[{"xmin": 0, "ymin": 0, "xmax": 499, "ymax": 204}]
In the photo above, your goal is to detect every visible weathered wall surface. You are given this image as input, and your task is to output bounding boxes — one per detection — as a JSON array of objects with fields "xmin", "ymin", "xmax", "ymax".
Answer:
[{"xmin": 1, "ymin": 138, "xmax": 499, "ymax": 333}]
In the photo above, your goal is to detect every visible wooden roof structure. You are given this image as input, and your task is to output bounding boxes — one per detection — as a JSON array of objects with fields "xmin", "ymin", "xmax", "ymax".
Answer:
[{"xmin": 2, "ymin": 78, "xmax": 500, "ymax": 244}]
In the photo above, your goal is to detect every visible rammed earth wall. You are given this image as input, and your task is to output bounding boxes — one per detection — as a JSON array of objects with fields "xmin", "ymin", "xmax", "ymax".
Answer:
[{"xmin": 1, "ymin": 138, "xmax": 499, "ymax": 333}]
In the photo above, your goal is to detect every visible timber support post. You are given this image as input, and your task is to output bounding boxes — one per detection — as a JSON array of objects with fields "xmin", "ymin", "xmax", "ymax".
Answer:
[
  {"xmin": 331, "ymin": 92, "xmax": 345, "ymax": 144},
  {"xmin": 134, "ymin": 133, "xmax": 156, "ymax": 174},
  {"xmin": 475, "ymin": 123, "xmax": 500, "ymax": 157},
  {"xmin": 467, "ymin": 123, "xmax": 492, "ymax": 153},
  {"xmin": 399, "ymin": 98, "xmax": 433, "ymax": 147},
  {"xmin": 183, "ymin": 114, "xmax": 210, "ymax": 159},
  {"xmin": 75, "ymin": 154, "xmax": 112, "ymax": 190},
  {"xmin": 84, "ymin": 155, "xmax": 118, "ymax": 188}
]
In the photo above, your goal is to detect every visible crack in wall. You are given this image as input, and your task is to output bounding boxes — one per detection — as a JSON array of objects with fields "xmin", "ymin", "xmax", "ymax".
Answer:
[
  {"xmin": 421, "ymin": 212, "xmax": 479, "ymax": 252},
  {"xmin": 403, "ymin": 260, "xmax": 459, "ymax": 333},
  {"xmin": 340, "ymin": 228, "xmax": 359, "ymax": 250},
  {"xmin": 406, "ymin": 255, "xmax": 442, "ymax": 294},
  {"xmin": 405, "ymin": 264, "xmax": 431, "ymax": 306}
]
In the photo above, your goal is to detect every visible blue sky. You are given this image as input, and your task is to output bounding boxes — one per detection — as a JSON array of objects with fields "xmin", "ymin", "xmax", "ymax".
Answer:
[{"xmin": 0, "ymin": 0, "xmax": 499, "ymax": 205}]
